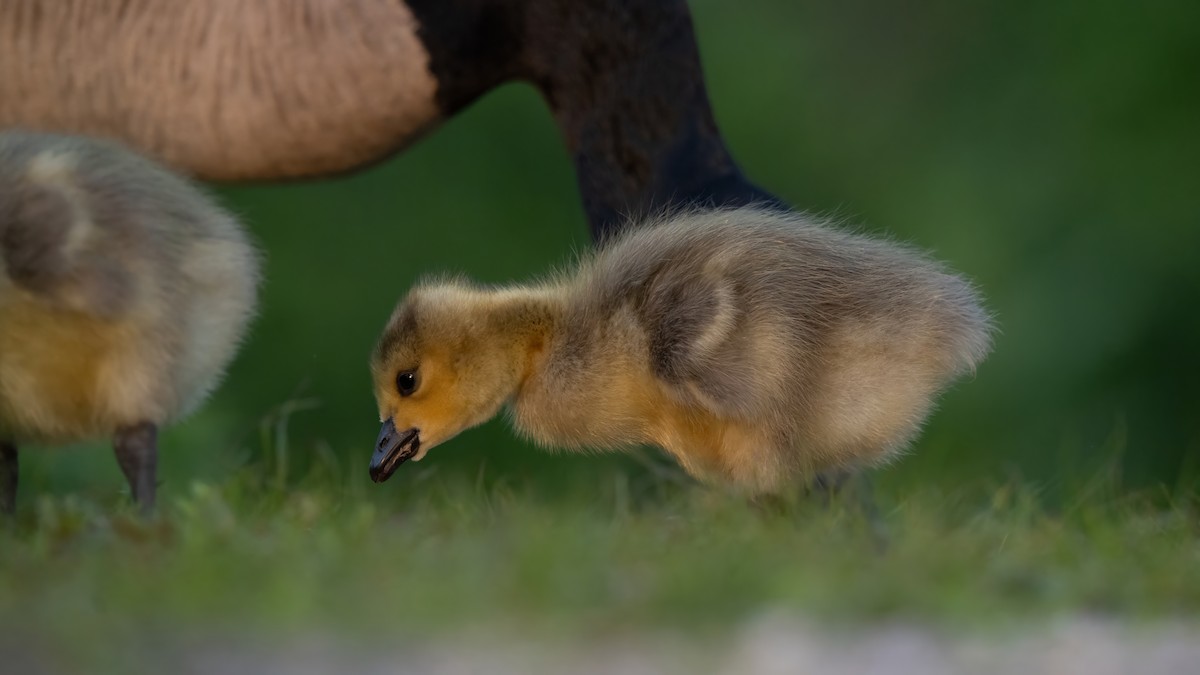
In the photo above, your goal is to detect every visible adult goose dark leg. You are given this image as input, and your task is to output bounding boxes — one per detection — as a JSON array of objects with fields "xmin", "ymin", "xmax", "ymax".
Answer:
[{"xmin": 406, "ymin": 0, "xmax": 787, "ymax": 240}]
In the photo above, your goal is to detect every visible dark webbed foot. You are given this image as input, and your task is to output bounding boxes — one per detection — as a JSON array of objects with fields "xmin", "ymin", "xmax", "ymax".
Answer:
[
  {"xmin": 0, "ymin": 441, "xmax": 16, "ymax": 515},
  {"xmin": 113, "ymin": 422, "xmax": 158, "ymax": 514}
]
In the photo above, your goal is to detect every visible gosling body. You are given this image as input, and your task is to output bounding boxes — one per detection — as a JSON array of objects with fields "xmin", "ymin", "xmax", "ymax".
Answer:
[
  {"xmin": 0, "ymin": 130, "xmax": 259, "ymax": 511},
  {"xmin": 370, "ymin": 207, "xmax": 991, "ymax": 494}
]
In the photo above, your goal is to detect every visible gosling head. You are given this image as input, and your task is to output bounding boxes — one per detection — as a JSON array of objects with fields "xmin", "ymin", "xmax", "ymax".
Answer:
[{"xmin": 368, "ymin": 282, "xmax": 533, "ymax": 483}]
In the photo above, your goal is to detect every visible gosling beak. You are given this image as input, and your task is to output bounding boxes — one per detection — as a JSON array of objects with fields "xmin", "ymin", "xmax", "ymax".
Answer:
[{"xmin": 369, "ymin": 418, "xmax": 420, "ymax": 483}]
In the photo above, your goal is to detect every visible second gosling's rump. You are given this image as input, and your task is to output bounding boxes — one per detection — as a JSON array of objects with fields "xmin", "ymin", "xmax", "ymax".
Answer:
[
  {"xmin": 369, "ymin": 207, "xmax": 991, "ymax": 494},
  {"xmin": 0, "ymin": 130, "xmax": 259, "ymax": 511}
]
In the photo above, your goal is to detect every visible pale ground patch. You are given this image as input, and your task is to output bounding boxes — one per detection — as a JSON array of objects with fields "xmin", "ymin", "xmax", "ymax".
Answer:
[{"xmin": 8, "ymin": 614, "xmax": 1197, "ymax": 675}]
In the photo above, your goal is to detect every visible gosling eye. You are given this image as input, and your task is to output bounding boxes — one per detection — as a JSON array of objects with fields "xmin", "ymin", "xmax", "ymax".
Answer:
[{"xmin": 396, "ymin": 369, "xmax": 419, "ymax": 397}]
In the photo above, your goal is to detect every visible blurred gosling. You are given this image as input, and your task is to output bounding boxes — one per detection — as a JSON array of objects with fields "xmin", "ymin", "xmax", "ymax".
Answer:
[
  {"xmin": 0, "ymin": 130, "xmax": 259, "ymax": 513},
  {"xmin": 368, "ymin": 207, "xmax": 991, "ymax": 494}
]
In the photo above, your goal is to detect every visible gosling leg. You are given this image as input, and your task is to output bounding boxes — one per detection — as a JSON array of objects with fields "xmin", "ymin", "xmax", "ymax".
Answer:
[
  {"xmin": 113, "ymin": 422, "xmax": 158, "ymax": 514},
  {"xmin": 811, "ymin": 468, "xmax": 854, "ymax": 507},
  {"xmin": 811, "ymin": 468, "xmax": 890, "ymax": 552},
  {"xmin": 0, "ymin": 441, "xmax": 16, "ymax": 515}
]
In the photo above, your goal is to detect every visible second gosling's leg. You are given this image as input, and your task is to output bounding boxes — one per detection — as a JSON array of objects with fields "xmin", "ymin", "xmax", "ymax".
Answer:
[
  {"xmin": 0, "ymin": 441, "xmax": 17, "ymax": 515},
  {"xmin": 113, "ymin": 422, "xmax": 158, "ymax": 514}
]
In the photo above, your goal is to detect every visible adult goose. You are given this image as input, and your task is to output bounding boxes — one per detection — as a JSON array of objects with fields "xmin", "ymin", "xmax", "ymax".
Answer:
[{"xmin": 0, "ymin": 0, "xmax": 782, "ymax": 239}]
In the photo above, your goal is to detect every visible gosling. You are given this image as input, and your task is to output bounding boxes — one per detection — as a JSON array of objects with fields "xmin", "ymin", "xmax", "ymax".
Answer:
[
  {"xmin": 369, "ymin": 207, "xmax": 991, "ymax": 495},
  {"xmin": 0, "ymin": 130, "xmax": 259, "ymax": 513}
]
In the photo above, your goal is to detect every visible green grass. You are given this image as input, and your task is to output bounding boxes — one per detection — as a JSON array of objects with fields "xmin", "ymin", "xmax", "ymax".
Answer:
[{"xmin": 2, "ymin": 444, "xmax": 1196, "ymax": 663}]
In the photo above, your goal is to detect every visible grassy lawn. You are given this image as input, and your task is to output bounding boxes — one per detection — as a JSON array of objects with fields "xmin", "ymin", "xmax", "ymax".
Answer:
[{"xmin": 3, "ymin": 440, "xmax": 1196, "ymax": 673}]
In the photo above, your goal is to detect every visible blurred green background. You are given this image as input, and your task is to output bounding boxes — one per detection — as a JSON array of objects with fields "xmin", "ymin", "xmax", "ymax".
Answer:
[{"xmin": 21, "ymin": 0, "xmax": 1200, "ymax": 501}]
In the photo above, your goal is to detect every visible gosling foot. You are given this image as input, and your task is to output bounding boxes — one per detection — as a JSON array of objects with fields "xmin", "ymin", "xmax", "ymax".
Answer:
[
  {"xmin": 0, "ymin": 441, "xmax": 16, "ymax": 515},
  {"xmin": 113, "ymin": 422, "xmax": 158, "ymax": 515}
]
